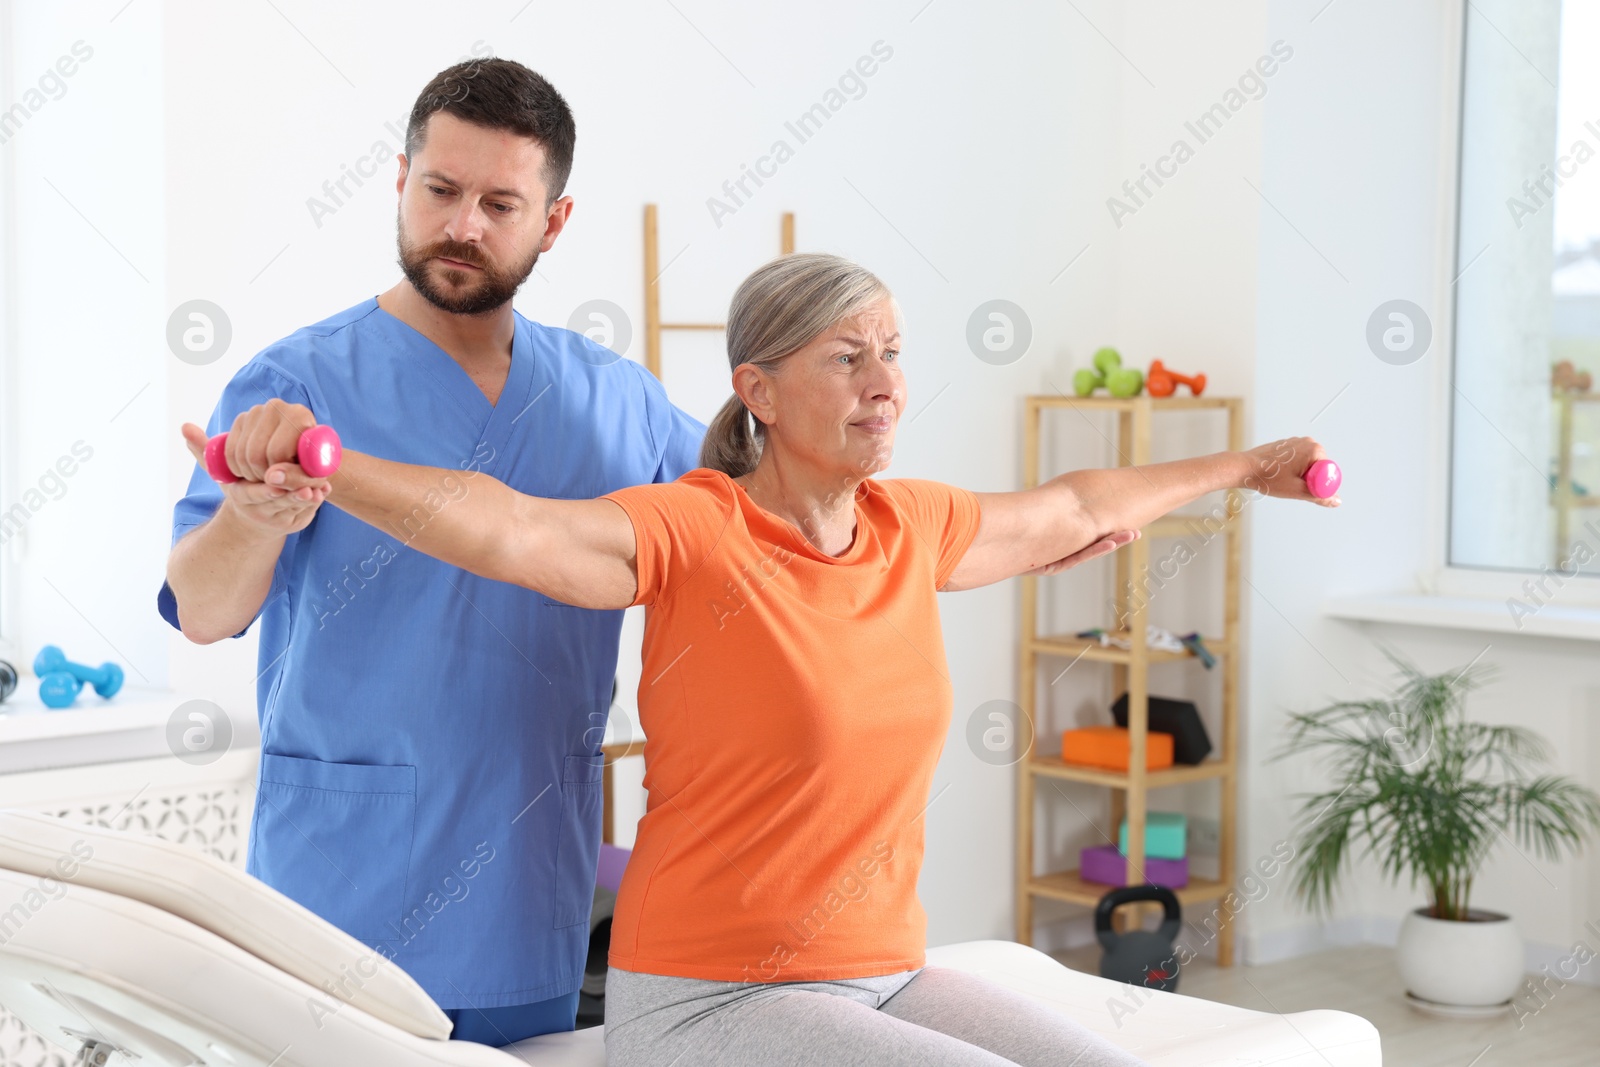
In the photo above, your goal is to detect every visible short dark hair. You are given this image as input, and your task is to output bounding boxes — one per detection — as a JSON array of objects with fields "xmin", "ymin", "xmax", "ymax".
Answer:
[{"xmin": 405, "ymin": 58, "xmax": 577, "ymax": 204}]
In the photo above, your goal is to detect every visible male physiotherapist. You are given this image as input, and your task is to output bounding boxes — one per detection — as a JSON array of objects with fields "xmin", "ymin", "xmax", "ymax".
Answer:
[{"xmin": 160, "ymin": 58, "xmax": 704, "ymax": 1046}]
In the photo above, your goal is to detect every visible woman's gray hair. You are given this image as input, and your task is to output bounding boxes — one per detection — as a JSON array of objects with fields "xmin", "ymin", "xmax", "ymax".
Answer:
[{"xmin": 700, "ymin": 252, "xmax": 893, "ymax": 478}]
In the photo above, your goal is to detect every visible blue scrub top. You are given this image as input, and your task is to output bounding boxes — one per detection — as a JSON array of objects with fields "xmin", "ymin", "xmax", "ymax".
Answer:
[{"xmin": 158, "ymin": 297, "xmax": 705, "ymax": 1009}]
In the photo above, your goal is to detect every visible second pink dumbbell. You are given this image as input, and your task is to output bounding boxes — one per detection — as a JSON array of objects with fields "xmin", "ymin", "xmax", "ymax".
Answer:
[
  {"xmin": 204, "ymin": 424, "xmax": 342, "ymax": 484},
  {"xmin": 1304, "ymin": 458, "xmax": 1342, "ymax": 499}
]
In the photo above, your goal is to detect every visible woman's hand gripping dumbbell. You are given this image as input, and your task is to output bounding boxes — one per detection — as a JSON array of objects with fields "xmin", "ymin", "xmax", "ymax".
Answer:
[
  {"xmin": 180, "ymin": 399, "xmax": 341, "ymax": 537},
  {"xmin": 1240, "ymin": 436, "xmax": 1343, "ymax": 507}
]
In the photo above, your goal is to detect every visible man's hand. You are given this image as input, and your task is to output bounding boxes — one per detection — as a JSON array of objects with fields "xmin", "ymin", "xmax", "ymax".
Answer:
[
  {"xmin": 1241, "ymin": 436, "xmax": 1341, "ymax": 508},
  {"xmin": 212, "ymin": 398, "xmax": 321, "ymax": 482},
  {"xmin": 181, "ymin": 420, "xmax": 330, "ymax": 537},
  {"xmin": 1020, "ymin": 528, "xmax": 1140, "ymax": 578}
]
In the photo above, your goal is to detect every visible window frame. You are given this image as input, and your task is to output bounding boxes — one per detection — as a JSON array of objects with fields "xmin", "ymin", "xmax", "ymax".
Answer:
[{"xmin": 1433, "ymin": 0, "xmax": 1600, "ymax": 609}]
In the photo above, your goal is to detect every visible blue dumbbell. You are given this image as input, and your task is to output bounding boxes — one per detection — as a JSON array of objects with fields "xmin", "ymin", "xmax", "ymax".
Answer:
[
  {"xmin": 33, "ymin": 646, "xmax": 124, "ymax": 701},
  {"xmin": 38, "ymin": 672, "xmax": 83, "ymax": 709}
]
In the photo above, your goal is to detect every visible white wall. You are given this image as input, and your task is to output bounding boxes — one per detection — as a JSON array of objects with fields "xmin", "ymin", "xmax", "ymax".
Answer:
[
  {"xmin": 1026, "ymin": 0, "xmax": 1272, "ymax": 954},
  {"xmin": 1250, "ymin": 0, "xmax": 1600, "ymax": 982}
]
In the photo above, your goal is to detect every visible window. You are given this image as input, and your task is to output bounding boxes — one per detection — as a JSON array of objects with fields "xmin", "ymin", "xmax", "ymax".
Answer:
[{"xmin": 1450, "ymin": 0, "xmax": 1600, "ymax": 582}]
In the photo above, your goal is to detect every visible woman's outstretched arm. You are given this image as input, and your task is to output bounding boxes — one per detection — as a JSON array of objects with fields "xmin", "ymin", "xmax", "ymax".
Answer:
[
  {"xmin": 327, "ymin": 451, "xmax": 639, "ymax": 609},
  {"xmin": 180, "ymin": 403, "xmax": 639, "ymax": 610},
  {"xmin": 942, "ymin": 437, "xmax": 1335, "ymax": 592}
]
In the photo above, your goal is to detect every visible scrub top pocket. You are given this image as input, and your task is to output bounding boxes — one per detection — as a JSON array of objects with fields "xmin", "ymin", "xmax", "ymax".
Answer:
[
  {"xmin": 252, "ymin": 753, "xmax": 417, "ymax": 942},
  {"xmin": 552, "ymin": 753, "xmax": 604, "ymax": 929}
]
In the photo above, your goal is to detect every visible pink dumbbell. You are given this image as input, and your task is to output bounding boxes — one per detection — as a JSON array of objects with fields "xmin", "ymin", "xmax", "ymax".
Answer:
[
  {"xmin": 1304, "ymin": 458, "xmax": 1342, "ymax": 499},
  {"xmin": 204, "ymin": 424, "xmax": 342, "ymax": 484}
]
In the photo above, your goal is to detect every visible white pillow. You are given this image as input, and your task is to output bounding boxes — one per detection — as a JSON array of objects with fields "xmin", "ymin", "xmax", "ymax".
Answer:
[{"xmin": 0, "ymin": 808, "xmax": 452, "ymax": 1040}]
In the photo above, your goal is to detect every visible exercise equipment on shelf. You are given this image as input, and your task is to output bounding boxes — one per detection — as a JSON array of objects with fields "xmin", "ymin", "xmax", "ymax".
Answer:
[
  {"xmin": 1553, "ymin": 359, "xmax": 1593, "ymax": 393},
  {"xmin": 1096, "ymin": 885, "xmax": 1184, "ymax": 992},
  {"xmin": 0, "ymin": 661, "xmax": 16, "ymax": 706},
  {"xmin": 1076, "ymin": 627, "xmax": 1214, "ymax": 668},
  {"xmin": 1119, "ymin": 812, "xmax": 1186, "ymax": 859},
  {"xmin": 32, "ymin": 645, "xmax": 124, "ymax": 709},
  {"xmin": 1081, "ymin": 845, "xmax": 1188, "ymax": 889},
  {"xmin": 1145, "ymin": 360, "xmax": 1206, "ymax": 398},
  {"xmin": 1110, "ymin": 693, "xmax": 1213, "ymax": 765},
  {"xmin": 204, "ymin": 424, "xmax": 342, "ymax": 485},
  {"xmin": 1073, "ymin": 347, "xmax": 1144, "ymax": 398},
  {"xmin": 1086, "ymin": 812, "xmax": 1189, "ymax": 886},
  {"xmin": 1177, "ymin": 633, "xmax": 1215, "ymax": 668},
  {"xmin": 38, "ymin": 673, "xmax": 82, "ymax": 709},
  {"xmin": 1061, "ymin": 725, "xmax": 1173, "ymax": 771}
]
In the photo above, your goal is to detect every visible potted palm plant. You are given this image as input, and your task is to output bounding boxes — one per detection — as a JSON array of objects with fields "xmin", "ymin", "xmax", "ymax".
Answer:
[{"xmin": 1276, "ymin": 646, "xmax": 1600, "ymax": 1014}]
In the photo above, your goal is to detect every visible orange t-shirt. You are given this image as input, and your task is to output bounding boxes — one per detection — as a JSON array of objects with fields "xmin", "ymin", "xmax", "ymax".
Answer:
[{"xmin": 600, "ymin": 467, "xmax": 983, "ymax": 982}]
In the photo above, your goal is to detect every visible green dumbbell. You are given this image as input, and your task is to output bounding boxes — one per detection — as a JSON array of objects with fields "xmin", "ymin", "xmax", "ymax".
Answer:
[
  {"xmin": 1075, "ymin": 347, "xmax": 1144, "ymax": 397},
  {"xmin": 1107, "ymin": 366, "xmax": 1144, "ymax": 397},
  {"xmin": 1093, "ymin": 346, "xmax": 1122, "ymax": 376}
]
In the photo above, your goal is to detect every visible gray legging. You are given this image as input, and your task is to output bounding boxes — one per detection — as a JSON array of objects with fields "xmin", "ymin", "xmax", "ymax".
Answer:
[{"xmin": 603, "ymin": 965, "xmax": 1155, "ymax": 1066}]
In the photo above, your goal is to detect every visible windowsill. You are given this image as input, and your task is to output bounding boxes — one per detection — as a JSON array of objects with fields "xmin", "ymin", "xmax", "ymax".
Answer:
[
  {"xmin": 1323, "ymin": 594, "xmax": 1600, "ymax": 642},
  {"xmin": 0, "ymin": 687, "xmax": 258, "ymax": 774}
]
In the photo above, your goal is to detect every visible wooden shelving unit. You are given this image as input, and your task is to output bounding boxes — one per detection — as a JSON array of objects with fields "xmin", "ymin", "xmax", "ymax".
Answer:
[
  {"xmin": 642, "ymin": 204, "xmax": 794, "ymax": 380},
  {"xmin": 1015, "ymin": 394, "xmax": 1243, "ymax": 966},
  {"xmin": 1551, "ymin": 389, "xmax": 1600, "ymax": 566}
]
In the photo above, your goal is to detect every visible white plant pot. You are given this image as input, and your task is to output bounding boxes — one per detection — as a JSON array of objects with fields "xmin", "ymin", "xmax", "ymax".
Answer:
[{"xmin": 1396, "ymin": 906, "xmax": 1524, "ymax": 1010}]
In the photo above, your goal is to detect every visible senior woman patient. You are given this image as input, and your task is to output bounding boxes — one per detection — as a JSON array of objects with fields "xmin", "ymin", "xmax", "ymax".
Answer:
[{"xmin": 184, "ymin": 253, "xmax": 1337, "ymax": 1066}]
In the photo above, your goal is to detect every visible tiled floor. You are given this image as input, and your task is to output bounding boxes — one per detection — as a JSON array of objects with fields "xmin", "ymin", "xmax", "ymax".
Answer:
[{"xmin": 1049, "ymin": 944, "xmax": 1599, "ymax": 1066}]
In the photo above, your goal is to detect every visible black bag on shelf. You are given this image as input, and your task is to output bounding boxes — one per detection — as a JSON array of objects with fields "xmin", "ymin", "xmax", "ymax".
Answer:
[{"xmin": 1111, "ymin": 693, "xmax": 1212, "ymax": 765}]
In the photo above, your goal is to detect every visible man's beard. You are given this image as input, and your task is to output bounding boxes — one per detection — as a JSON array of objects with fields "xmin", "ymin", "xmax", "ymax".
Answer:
[{"xmin": 396, "ymin": 213, "xmax": 540, "ymax": 316}]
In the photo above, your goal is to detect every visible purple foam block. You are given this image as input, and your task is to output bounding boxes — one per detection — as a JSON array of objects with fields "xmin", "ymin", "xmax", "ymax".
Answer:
[
  {"xmin": 597, "ymin": 843, "xmax": 631, "ymax": 894},
  {"xmin": 1080, "ymin": 844, "xmax": 1188, "ymax": 889}
]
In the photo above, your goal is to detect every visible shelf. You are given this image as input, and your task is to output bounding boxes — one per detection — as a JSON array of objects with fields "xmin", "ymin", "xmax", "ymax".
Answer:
[
  {"xmin": 1028, "ymin": 756, "xmax": 1230, "ymax": 788},
  {"xmin": 0, "ymin": 687, "xmax": 252, "ymax": 774},
  {"xmin": 1552, "ymin": 388, "xmax": 1598, "ymax": 569},
  {"xmin": 1018, "ymin": 391, "xmax": 1242, "ymax": 966},
  {"xmin": 1029, "ymin": 395, "xmax": 1237, "ymax": 413},
  {"xmin": 1031, "ymin": 632, "xmax": 1232, "ymax": 664},
  {"xmin": 1029, "ymin": 868, "xmax": 1230, "ymax": 908},
  {"xmin": 1324, "ymin": 594, "xmax": 1600, "ymax": 642}
]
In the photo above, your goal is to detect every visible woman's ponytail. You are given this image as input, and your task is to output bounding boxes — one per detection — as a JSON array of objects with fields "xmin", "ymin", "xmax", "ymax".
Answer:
[{"xmin": 700, "ymin": 393, "xmax": 763, "ymax": 478}]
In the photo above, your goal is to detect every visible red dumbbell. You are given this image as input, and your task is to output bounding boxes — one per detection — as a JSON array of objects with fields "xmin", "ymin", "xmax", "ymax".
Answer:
[
  {"xmin": 204, "ymin": 424, "xmax": 342, "ymax": 484},
  {"xmin": 1146, "ymin": 360, "xmax": 1207, "ymax": 398}
]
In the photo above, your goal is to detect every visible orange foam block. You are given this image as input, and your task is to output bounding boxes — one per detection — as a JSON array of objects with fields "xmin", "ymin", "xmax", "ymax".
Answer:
[{"xmin": 1061, "ymin": 726, "xmax": 1174, "ymax": 771}]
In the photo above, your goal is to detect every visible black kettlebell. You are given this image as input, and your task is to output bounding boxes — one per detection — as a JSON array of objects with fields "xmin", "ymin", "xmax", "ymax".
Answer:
[
  {"xmin": 1094, "ymin": 885, "xmax": 1183, "ymax": 992},
  {"xmin": 0, "ymin": 660, "xmax": 16, "ymax": 705}
]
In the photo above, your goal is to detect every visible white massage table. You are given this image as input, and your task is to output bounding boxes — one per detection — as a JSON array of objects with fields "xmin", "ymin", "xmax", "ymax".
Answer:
[{"xmin": 0, "ymin": 811, "xmax": 1381, "ymax": 1066}]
